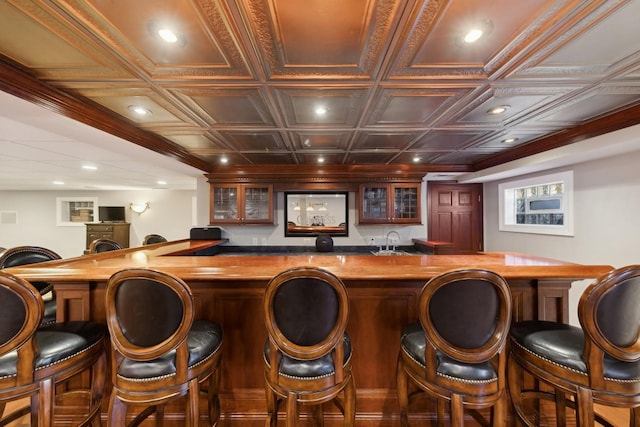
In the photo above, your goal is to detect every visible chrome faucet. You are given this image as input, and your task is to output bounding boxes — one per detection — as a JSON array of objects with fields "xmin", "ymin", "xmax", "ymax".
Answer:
[{"xmin": 385, "ymin": 230, "xmax": 401, "ymax": 251}]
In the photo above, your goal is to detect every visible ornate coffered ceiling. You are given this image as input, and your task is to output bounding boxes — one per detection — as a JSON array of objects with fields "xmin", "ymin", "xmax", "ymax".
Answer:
[{"xmin": 1, "ymin": 0, "xmax": 640, "ymax": 177}]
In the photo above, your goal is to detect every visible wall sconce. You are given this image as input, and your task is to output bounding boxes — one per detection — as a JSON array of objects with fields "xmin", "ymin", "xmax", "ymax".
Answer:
[{"xmin": 130, "ymin": 202, "xmax": 150, "ymax": 214}]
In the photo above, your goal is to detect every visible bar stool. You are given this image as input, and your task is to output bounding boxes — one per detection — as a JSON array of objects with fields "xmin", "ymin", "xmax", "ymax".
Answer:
[
  {"xmin": 0, "ymin": 271, "xmax": 106, "ymax": 426},
  {"xmin": 105, "ymin": 268, "xmax": 223, "ymax": 426},
  {"xmin": 89, "ymin": 238, "xmax": 122, "ymax": 253},
  {"xmin": 263, "ymin": 266, "xmax": 356, "ymax": 427},
  {"xmin": 396, "ymin": 268, "xmax": 512, "ymax": 427},
  {"xmin": 0, "ymin": 245, "xmax": 61, "ymax": 325},
  {"xmin": 142, "ymin": 234, "xmax": 167, "ymax": 245},
  {"xmin": 509, "ymin": 264, "xmax": 640, "ymax": 426}
]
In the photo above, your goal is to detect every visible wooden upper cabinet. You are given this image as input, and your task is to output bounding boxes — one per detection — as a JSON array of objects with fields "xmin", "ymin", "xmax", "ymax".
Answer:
[
  {"xmin": 359, "ymin": 183, "xmax": 421, "ymax": 224},
  {"xmin": 210, "ymin": 184, "xmax": 273, "ymax": 224}
]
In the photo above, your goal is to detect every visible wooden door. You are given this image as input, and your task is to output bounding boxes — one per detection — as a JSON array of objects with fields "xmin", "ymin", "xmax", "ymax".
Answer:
[{"xmin": 427, "ymin": 183, "xmax": 483, "ymax": 254}]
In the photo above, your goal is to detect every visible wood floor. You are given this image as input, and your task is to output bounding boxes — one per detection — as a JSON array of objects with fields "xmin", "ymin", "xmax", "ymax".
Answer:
[{"xmin": 1, "ymin": 399, "xmax": 630, "ymax": 426}]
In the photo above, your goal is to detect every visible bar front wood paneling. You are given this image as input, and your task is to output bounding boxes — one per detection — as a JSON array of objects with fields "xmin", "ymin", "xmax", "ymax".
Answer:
[{"xmin": 3, "ymin": 240, "xmax": 612, "ymax": 426}]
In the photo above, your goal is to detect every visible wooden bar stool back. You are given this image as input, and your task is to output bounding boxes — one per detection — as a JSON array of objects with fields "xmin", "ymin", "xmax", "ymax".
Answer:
[
  {"xmin": 105, "ymin": 268, "xmax": 223, "ymax": 427},
  {"xmin": 263, "ymin": 266, "xmax": 355, "ymax": 427},
  {"xmin": 142, "ymin": 234, "xmax": 167, "ymax": 245},
  {"xmin": 397, "ymin": 268, "xmax": 512, "ymax": 427},
  {"xmin": 88, "ymin": 239, "xmax": 122, "ymax": 253},
  {"xmin": 509, "ymin": 264, "xmax": 640, "ymax": 426},
  {"xmin": 0, "ymin": 271, "xmax": 106, "ymax": 426},
  {"xmin": 0, "ymin": 246, "xmax": 61, "ymax": 325}
]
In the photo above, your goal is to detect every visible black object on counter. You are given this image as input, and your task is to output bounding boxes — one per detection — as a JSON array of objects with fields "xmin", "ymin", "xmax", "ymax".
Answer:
[{"xmin": 315, "ymin": 234, "xmax": 334, "ymax": 252}]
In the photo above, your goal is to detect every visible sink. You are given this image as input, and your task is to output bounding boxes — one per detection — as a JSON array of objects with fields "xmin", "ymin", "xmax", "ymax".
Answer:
[{"xmin": 370, "ymin": 249, "xmax": 411, "ymax": 256}]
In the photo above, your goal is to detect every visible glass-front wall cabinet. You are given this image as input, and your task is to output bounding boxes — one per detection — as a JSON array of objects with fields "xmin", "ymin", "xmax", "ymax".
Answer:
[
  {"xmin": 359, "ymin": 183, "xmax": 421, "ymax": 224},
  {"xmin": 210, "ymin": 184, "xmax": 273, "ymax": 224}
]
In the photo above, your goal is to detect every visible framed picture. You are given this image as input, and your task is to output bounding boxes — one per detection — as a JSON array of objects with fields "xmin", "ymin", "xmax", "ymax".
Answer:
[{"xmin": 56, "ymin": 197, "xmax": 98, "ymax": 226}]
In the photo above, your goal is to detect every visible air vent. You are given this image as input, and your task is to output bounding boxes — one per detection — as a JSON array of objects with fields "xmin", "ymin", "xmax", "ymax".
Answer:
[{"xmin": 0, "ymin": 211, "xmax": 18, "ymax": 224}]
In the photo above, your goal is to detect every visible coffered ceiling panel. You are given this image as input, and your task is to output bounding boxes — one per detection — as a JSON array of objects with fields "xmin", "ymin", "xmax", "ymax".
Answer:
[
  {"xmin": 296, "ymin": 153, "xmax": 348, "ymax": 165},
  {"xmin": 164, "ymin": 133, "xmax": 226, "ymax": 150},
  {"xmin": 532, "ymin": 1, "xmax": 640, "ymax": 70},
  {"xmin": 455, "ymin": 91, "xmax": 558, "ymax": 126},
  {"xmin": 289, "ymin": 132, "xmax": 352, "ymax": 151},
  {"xmin": 351, "ymin": 132, "xmax": 421, "ymax": 150},
  {"xmin": 537, "ymin": 88, "xmax": 640, "ymax": 124},
  {"xmin": 84, "ymin": 0, "xmax": 252, "ymax": 78},
  {"xmin": 344, "ymin": 152, "xmax": 399, "ymax": 165},
  {"xmin": 409, "ymin": 0, "xmax": 554, "ymax": 66},
  {"xmin": 181, "ymin": 88, "xmax": 275, "ymax": 126},
  {"xmin": 82, "ymin": 92, "xmax": 188, "ymax": 126},
  {"xmin": 411, "ymin": 130, "xmax": 490, "ymax": 151},
  {"xmin": 366, "ymin": 87, "xmax": 469, "ymax": 126},
  {"xmin": 1, "ymin": 0, "xmax": 640, "ymax": 181},
  {"xmin": 89, "ymin": 0, "xmax": 228, "ymax": 67},
  {"xmin": 0, "ymin": 1, "xmax": 127, "ymax": 79},
  {"xmin": 237, "ymin": 0, "xmax": 403, "ymax": 78},
  {"xmin": 274, "ymin": 87, "xmax": 369, "ymax": 127},
  {"xmin": 216, "ymin": 130, "xmax": 287, "ymax": 152}
]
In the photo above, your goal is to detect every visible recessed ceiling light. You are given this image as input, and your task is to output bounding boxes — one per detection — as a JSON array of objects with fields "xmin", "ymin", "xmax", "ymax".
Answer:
[
  {"xmin": 413, "ymin": 155, "xmax": 421, "ymax": 163},
  {"xmin": 220, "ymin": 156, "xmax": 228, "ymax": 164},
  {"xmin": 147, "ymin": 20, "xmax": 186, "ymax": 47},
  {"xmin": 53, "ymin": 180, "xmax": 64, "ymax": 185},
  {"xmin": 487, "ymin": 105, "xmax": 510, "ymax": 115},
  {"xmin": 462, "ymin": 20, "xmax": 493, "ymax": 44},
  {"xmin": 158, "ymin": 29, "xmax": 178, "ymax": 43},
  {"xmin": 318, "ymin": 157, "xmax": 325, "ymax": 163},
  {"xmin": 464, "ymin": 29, "xmax": 484, "ymax": 43},
  {"xmin": 501, "ymin": 137, "xmax": 519, "ymax": 144},
  {"xmin": 82, "ymin": 165, "xmax": 97, "ymax": 171},
  {"xmin": 157, "ymin": 180, "xmax": 167, "ymax": 185},
  {"xmin": 315, "ymin": 106, "xmax": 327, "ymax": 116},
  {"xmin": 128, "ymin": 105, "xmax": 152, "ymax": 116}
]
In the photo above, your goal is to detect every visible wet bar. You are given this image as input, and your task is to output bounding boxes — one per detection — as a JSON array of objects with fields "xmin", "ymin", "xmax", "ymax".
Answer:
[{"xmin": 3, "ymin": 240, "xmax": 613, "ymax": 425}]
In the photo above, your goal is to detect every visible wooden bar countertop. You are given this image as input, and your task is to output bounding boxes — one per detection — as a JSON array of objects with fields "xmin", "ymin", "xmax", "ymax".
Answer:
[{"xmin": 2, "ymin": 238, "xmax": 613, "ymax": 283}]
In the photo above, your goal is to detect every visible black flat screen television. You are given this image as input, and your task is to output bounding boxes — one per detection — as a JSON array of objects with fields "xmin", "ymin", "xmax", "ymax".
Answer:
[{"xmin": 98, "ymin": 206, "xmax": 126, "ymax": 223}]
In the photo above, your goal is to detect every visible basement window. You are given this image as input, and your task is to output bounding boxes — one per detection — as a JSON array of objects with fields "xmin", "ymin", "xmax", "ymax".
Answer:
[
  {"xmin": 499, "ymin": 171, "xmax": 574, "ymax": 236},
  {"xmin": 56, "ymin": 197, "xmax": 97, "ymax": 226}
]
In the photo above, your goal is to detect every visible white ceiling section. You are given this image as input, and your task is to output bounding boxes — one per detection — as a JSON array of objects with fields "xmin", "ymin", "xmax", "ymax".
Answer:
[{"xmin": 0, "ymin": 91, "xmax": 202, "ymax": 190}]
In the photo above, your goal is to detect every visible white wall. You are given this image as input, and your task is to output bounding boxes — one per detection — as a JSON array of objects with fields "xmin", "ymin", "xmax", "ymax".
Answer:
[
  {"xmin": 0, "ymin": 189, "xmax": 196, "ymax": 258},
  {"xmin": 484, "ymin": 149, "xmax": 640, "ymax": 325},
  {"xmin": 2, "ymin": 179, "xmax": 429, "ymax": 258}
]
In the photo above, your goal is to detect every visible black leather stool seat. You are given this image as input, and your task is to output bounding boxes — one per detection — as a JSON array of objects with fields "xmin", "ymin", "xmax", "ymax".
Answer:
[
  {"xmin": 117, "ymin": 320, "xmax": 222, "ymax": 379},
  {"xmin": 0, "ymin": 320, "xmax": 105, "ymax": 377},
  {"xmin": 510, "ymin": 320, "xmax": 640, "ymax": 381},
  {"xmin": 401, "ymin": 322, "xmax": 497, "ymax": 382},
  {"xmin": 264, "ymin": 333, "xmax": 352, "ymax": 378}
]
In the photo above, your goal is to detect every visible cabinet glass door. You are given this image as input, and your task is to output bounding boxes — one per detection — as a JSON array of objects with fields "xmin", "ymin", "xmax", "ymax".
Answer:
[
  {"xmin": 393, "ymin": 186, "xmax": 419, "ymax": 221},
  {"xmin": 361, "ymin": 186, "xmax": 388, "ymax": 221},
  {"xmin": 244, "ymin": 187, "xmax": 270, "ymax": 220},
  {"xmin": 213, "ymin": 187, "xmax": 239, "ymax": 220}
]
